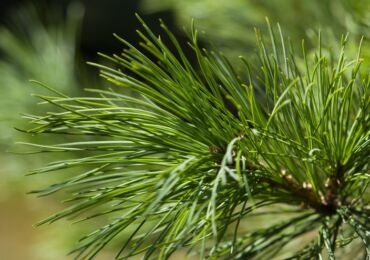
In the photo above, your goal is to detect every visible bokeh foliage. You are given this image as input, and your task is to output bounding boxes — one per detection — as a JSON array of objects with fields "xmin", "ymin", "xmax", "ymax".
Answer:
[{"xmin": 141, "ymin": 0, "xmax": 370, "ymax": 64}]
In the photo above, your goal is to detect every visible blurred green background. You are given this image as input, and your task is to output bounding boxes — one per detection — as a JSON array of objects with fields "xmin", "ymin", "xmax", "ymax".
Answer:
[{"xmin": 1, "ymin": 0, "xmax": 369, "ymax": 259}]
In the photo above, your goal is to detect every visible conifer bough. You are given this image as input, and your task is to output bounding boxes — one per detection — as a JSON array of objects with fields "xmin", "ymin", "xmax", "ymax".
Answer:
[{"xmin": 24, "ymin": 17, "xmax": 369, "ymax": 259}]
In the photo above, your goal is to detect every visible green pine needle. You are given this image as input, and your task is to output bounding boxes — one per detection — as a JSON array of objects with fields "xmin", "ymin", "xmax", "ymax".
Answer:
[{"xmin": 23, "ymin": 16, "xmax": 369, "ymax": 259}]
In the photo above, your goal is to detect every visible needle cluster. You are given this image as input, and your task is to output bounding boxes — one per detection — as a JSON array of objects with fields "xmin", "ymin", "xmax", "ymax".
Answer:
[{"xmin": 24, "ymin": 17, "xmax": 369, "ymax": 259}]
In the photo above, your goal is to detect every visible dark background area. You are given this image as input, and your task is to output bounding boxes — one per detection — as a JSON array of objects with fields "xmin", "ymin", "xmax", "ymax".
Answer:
[{"xmin": 0, "ymin": 0, "xmax": 182, "ymax": 60}]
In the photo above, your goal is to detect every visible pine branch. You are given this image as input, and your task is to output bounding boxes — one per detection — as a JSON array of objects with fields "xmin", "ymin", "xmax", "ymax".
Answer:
[{"xmin": 23, "ymin": 16, "xmax": 370, "ymax": 259}]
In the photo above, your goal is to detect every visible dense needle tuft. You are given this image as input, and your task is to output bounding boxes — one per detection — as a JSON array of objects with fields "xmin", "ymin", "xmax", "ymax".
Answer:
[{"xmin": 24, "ymin": 17, "xmax": 369, "ymax": 259}]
